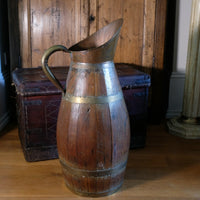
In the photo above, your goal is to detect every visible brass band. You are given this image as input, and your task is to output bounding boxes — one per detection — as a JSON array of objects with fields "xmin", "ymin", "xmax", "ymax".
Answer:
[
  {"xmin": 63, "ymin": 92, "xmax": 123, "ymax": 104},
  {"xmin": 64, "ymin": 179, "xmax": 123, "ymax": 197},
  {"xmin": 70, "ymin": 61, "xmax": 114, "ymax": 70},
  {"xmin": 60, "ymin": 158, "xmax": 127, "ymax": 178}
]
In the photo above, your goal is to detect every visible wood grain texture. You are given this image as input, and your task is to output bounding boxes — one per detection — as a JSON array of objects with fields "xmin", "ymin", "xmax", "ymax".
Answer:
[
  {"xmin": 149, "ymin": 0, "xmax": 168, "ymax": 122},
  {"xmin": 89, "ymin": 0, "xmax": 97, "ymax": 35},
  {"xmin": 142, "ymin": 0, "xmax": 156, "ymax": 68},
  {"xmin": 30, "ymin": 0, "xmax": 89, "ymax": 68},
  {"xmin": 18, "ymin": 0, "xmax": 31, "ymax": 68},
  {"xmin": 54, "ymin": 24, "xmax": 130, "ymax": 194},
  {"xmin": 10, "ymin": 0, "xmax": 169, "ymax": 122},
  {"xmin": 18, "ymin": 0, "xmax": 90, "ymax": 68},
  {"xmin": 16, "ymin": 0, "xmax": 167, "ymax": 69},
  {"xmin": 97, "ymin": 0, "xmax": 123, "ymax": 63},
  {"xmin": 153, "ymin": 0, "xmax": 167, "ymax": 69},
  {"xmin": 7, "ymin": 0, "xmax": 21, "ymax": 70},
  {"xmin": 97, "ymin": 0, "xmax": 144, "ymax": 64},
  {"xmin": 122, "ymin": 0, "xmax": 144, "ymax": 65},
  {"xmin": 0, "ymin": 122, "xmax": 200, "ymax": 199}
]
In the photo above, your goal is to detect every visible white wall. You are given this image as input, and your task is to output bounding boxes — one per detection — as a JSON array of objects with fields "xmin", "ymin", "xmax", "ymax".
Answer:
[
  {"xmin": 173, "ymin": 0, "xmax": 192, "ymax": 73},
  {"xmin": 166, "ymin": 0, "xmax": 192, "ymax": 118}
]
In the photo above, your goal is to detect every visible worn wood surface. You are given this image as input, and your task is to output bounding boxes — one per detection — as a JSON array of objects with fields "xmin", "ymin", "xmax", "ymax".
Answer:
[
  {"xmin": 7, "ymin": 0, "xmax": 21, "ymax": 71},
  {"xmin": 16, "ymin": 0, "xmax": 166, "ymax": 69},
  {"xmin": 149, "ymin": 0, "xmax": 168, "ymax": 123},
  {"xmin": 153, "ymin": 0, "xmax": 167, "ymax": 70},
  {"xmin": 18, "ymin": 0, "xmax": 31, "ymax": 69},
  {"xmin": 0, "ymin": 122, "xmax": 200, "ymax": 199},
  {"xmin": 30, "ymin": 0, "xmax": 89, "ymax": 67},
  {"xmin": 9, "ymin": 0, "xmax": 169, "ymax": 122},
  {"xmin": 52, "ymin": 21, "xmax": 130, "ymax": 195},
  {"xmin": 142, "ymin": 0, "xmax": 156, "ymax": 68}
]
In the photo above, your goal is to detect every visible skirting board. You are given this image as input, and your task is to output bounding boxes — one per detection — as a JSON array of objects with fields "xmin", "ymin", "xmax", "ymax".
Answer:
[
  {"xmin": 0, "ymin": 111, "xmax": 10, "ymax": 132},
  {"xmin": 166, "ymin": 72, "xmax": 185, "ymax": 118}
]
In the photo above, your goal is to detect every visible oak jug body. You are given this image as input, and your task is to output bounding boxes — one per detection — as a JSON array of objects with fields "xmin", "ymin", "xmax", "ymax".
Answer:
[{"xmin": 42, "ymin": 19, "xmax": 130, "ymax": 197}]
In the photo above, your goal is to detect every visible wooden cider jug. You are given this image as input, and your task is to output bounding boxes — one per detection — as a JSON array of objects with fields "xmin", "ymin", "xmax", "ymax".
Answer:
[{"xmin": 42, "ymin": 18, "xmax": 130, "ymax": 197}]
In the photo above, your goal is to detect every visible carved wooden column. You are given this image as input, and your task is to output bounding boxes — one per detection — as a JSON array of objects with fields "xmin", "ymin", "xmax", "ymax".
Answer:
[{"xmin": 167, "ymin": 0, "xmax": 200, "ymax": 138}]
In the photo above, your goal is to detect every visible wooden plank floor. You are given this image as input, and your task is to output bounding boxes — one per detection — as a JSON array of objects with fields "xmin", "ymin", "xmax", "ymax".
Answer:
[{"xmin": 0, "ymin": 122, "xmax": 200, "ymax": 200}]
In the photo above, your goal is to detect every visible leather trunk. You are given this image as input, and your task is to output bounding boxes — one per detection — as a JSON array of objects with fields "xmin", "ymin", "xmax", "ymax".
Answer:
[{"xmin": 12, "ymin": 63, "xmax": 150, "ymax": 161}]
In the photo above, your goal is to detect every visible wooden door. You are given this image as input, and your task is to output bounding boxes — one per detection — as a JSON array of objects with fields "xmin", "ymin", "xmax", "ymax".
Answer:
[
  {"xmin": 18, "ymin": 0, "xmax": 90, "ymax": 68},
  {"xmin": 15, "ymin": 0, "xmax": 167, "ymax": 71},
  {"xmin": 8, "ymin": 0, "xmax": 169, "ymax": 121},
  {"xmin": 90, "ymin": 0, "xmax": 156, "ymax": 68}
]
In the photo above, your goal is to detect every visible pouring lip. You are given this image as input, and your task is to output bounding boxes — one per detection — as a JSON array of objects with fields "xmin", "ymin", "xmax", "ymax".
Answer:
[{"xmin": 68, "ymin": 18, "xmax": 123, "ymax": 53}]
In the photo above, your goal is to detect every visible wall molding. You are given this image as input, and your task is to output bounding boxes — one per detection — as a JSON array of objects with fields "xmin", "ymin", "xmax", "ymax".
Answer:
[
  {"xmin": 166, "ymin": 71, "xmax": 185, "ymax": 118},
  {"xmin": 0, "ymin": 111, "xmax": 10, "ymax": 132}
]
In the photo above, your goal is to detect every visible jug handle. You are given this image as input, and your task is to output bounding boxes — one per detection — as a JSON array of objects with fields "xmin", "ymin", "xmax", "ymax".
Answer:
[{"xmin": 41, "ymin": 45, "xmax": 70, "ymax": 93}]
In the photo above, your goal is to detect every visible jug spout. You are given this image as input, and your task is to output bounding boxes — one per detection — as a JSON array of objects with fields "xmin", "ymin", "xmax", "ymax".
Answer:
[
  {"xmin": 69, "ymin": 18, "xmax": 123, "ymax": 63},
  {"xmin": 41, "ymin": 19, "xmax": 123, "ymax": 93}
]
